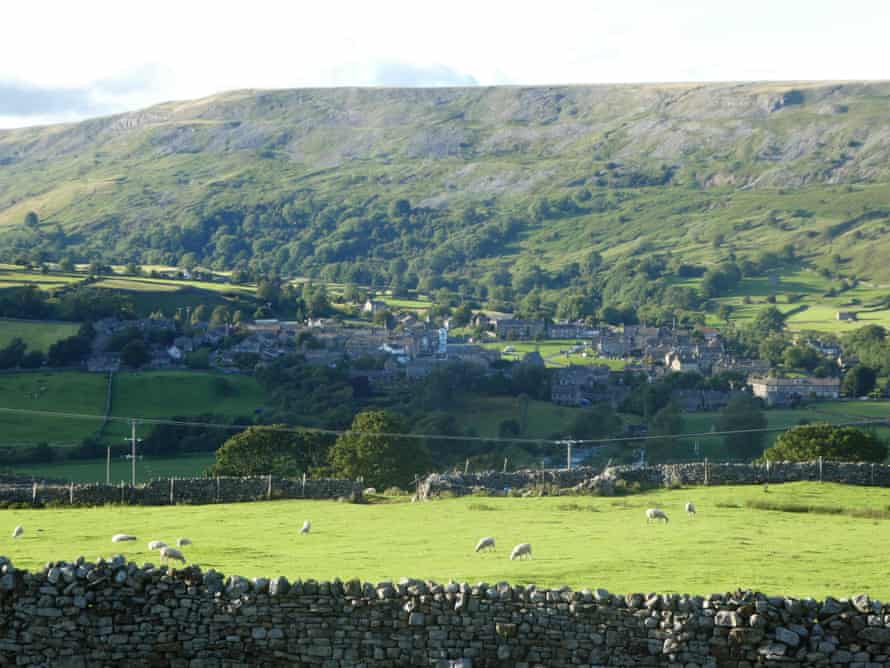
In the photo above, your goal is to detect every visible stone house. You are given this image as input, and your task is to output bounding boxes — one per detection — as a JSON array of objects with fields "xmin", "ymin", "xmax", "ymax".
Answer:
[
  {"xmin": 494, "ymin": 319, "xmax": 547, "ymax": 340},
  {"xmin": 749, "ymin": 375, "xmax": 841, "ymax": 406}
]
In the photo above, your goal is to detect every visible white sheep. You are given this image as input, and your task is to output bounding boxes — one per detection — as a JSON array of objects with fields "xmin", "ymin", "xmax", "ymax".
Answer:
[
  {"xmin": 685, "ymin": 502, "xmax": 696, "ymax": 517},
  {"xmin": 509, "ymin": 543, "xmax": 532, "ymax": 560},
  {"xmin": 474, "ymin": 536, "xmax": 496, "ymax": 553},
  {"xmin": 646, "ymin": 508, "xmax": 669, "ymax": 523},
  {"xmin": 12, "ymin": 525, "xmax": 23, "ymax": 539},
  {"xmin": 148, "ymin": 540, "xmax": 167, "ymax": 551},
  {"xmin": 177, "ymin": 538, "xmax": 192, "ymax": 548},
  {"xmin": 299, "ymin": 520, "xmax": 311, "ymax": 535},
  {"xmin": 159, "ymin": 546, "xmax": 186, "ymax": 564},
  {"xmin": 111, "ymin": 534, "xmax": 137, "ymax": 543}
]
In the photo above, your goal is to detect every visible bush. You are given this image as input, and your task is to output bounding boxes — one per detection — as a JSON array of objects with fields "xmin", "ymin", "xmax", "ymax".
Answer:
[{"xmin": 764, "ymin": 423, "xmax": 887, "ymax": 462}]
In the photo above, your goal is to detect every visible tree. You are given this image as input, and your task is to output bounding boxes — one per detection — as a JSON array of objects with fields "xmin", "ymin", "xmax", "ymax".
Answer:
[
  {"xmin": 391, "ymin": 199, "xmax": 412, "ymax": 218},
  {"xmin": 209, "ymin": 426, "xmax": 333, "ymax": 477},
  {"xmin": 751, "ymin": 306, "xmax": 786, "ymax": 337},
  {"xmin": 568, "ymin": 404, "xmax": 621, "ymax": 440},
  {"xmin": 0, "ymin": 338, "xmax": 27, "ymax": 369},
  {"xmin": 209, "ymin": 305, "xmax": 231, "ymax": 327},
  {"xmin": 764, "ymin": 424, "xmax": 887, "ymax": 462},
  {"xmin": 328, "ymin": 411, "xmax": 431, "ymax": 488},
  {"xmin": 121, "ymin": 339, "xmax": 150, "ymax": 368},
  {"xmin": 716, "ymin": 394, "xmax": 767, "ymax": 460},
  {"xmin": 842, "ymin": 365, "xmax": 877, "ymax": 397},
  {"xmin": 646, "ymin": 402, "xmax": 685, "ymax": 461}
]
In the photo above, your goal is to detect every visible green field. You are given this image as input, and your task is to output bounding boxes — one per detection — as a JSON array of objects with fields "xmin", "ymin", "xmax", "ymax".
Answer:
[
  {"xmin": 8, "ymin": 453, "xmax": 215, "ymax": 484},
  {"xmin": 479, "ymin": 340, "xmax": 629, "ymax": 370},
  {"xmin": 0, "ymin": 371, "xmax": 267, "ymax": 446},
  {"xmin": 2, "ymin": 482, "xmax": 890, "ymax": 597},
  {"xmin": 0, "ymin": 319, "xmax": 80, "ymax": 352}
]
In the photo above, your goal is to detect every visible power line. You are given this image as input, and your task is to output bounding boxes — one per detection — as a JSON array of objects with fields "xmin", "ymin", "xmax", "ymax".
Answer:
[{"xmin": 0, "ymin": 405, "xmax": 886, "ymax": 447}]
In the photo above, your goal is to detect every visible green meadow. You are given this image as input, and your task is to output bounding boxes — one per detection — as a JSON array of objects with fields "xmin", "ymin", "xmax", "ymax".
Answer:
[{"xmin": 3, "ymin": 483, "xmax": 890, "ymax": 598}]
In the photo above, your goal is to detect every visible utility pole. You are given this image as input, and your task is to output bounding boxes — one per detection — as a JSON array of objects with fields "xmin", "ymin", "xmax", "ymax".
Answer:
[
  {"xmin": 557, "ymin": 439, "xmax": 580, "ymax": 470},
  {"xmin": 123, "ymin": 420, "xmax": 142, "ymax": 486}
]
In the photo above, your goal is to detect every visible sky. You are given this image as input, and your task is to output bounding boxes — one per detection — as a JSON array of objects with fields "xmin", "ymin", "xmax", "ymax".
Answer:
[{"xmin": 2, "ymin": 0, "xmax": 889, "ymax": 128}]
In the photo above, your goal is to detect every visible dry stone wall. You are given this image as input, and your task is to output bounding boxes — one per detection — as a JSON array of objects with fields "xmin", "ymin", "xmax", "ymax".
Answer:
[
  {"xmin": 0, "ymin": 555, "xmax": 888, "ymax": 666},
  {"xmin": 423, "ymin": 461, "xmax": 890, "ymax": 497},
  {"xmin": 0, "ymin": 476, "xmax": 361, "ymax": 508}
]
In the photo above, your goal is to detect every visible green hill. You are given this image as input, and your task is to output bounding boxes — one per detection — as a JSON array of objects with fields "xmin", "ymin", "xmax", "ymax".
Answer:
[{"xmin": 2, "ymin": 82, "xmax": 890, "ymax": 299}]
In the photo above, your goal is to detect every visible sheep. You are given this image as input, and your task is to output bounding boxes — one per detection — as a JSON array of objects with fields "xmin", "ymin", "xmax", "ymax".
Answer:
[
  {"xmin": 177, "ymin": 538, "xmax": 192, "ymax": 548},
  {"xmin": 474, "ymin": 536, "xmax": 496, "ymax": 553},
  {"xmin": 12, "ymin": 525, "xmax": 23, "ymax": 539},
  {"xmin": 111, "ymin": 534, "xmax": 137, "ymax": 543},
  {"xmin": 646, "ymin": 508, "xmax": 669, "ymax": 523},
  {"xmin": 299, "ymin": 520, "xmax": 311, "ymax": 535},
  {"xmin": 509, "ymin": 543, "xmax": 532, "ymax": 560},
  {"xmin": 159, "ymin": 546, "xmax": 186, "ymax": 565},
  {"xmin": 685, "ymin": 502, "xmax": 696, "ymax": 517},
  {"xmin": 148, "ymin": 540, "xmax": 167, "ymax": 551}
]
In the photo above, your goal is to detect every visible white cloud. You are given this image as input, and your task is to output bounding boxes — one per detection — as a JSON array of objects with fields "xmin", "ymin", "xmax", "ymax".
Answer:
[{"xmin": 1, "ymin": 0, "xmax": 888, "ymax": 127}]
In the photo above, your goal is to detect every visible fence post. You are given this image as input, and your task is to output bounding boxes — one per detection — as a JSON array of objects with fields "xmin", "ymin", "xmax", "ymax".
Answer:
[
  {"xmin": 120, "ymin": 481, "xmax": 124, "ymax": 503},
  {"xmin": 704, "ymin": 458, "xmax": 709, "ymax": 486},
  {"xmin": 302, "ymin": 473, "xmax": 307, "ymax": 498},
  {"xmin": 871, "ymin": 463, "xmax": 875, "ymax": 486},
  {"xmin": 216, "ymin": 476, "xmax": 220, "ymax": 503},
  {"xmin": 819, "ymin": 456, "xmax": 823, "ymax": 483},
  {"xmin": 32, "ymin": 482, "xmax": 37, "ymax": 504},
  {"xmin": 503, "ymin": 458, "xmax": 508, "ymax": 473},
  {"xmin": 69, "ymin": 482, "xmax": 74, "ymax": 505},
  {"xmin": 267, "ymin": 474, "xmax": 272, "ymax": 500},
  {"xmin": 170, "ymin": 478, "xmax": 175, "ymax": 505}
]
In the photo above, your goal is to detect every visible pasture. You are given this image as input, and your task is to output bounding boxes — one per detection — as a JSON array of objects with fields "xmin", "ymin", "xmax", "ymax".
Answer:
[
  {"xmin": 0, "ymin": 319, "xmax": 80, "ymax": 352},
  {"xmin": 8, "ymin": 453, "xmax": 216, "ymax": 484},
  {"xmin": 0, "ymin": 371, "xmax": 266, "ymax": 447},
  {"xmin": 2, "ymin": 482, "xmax": 889, "ymax": 598}
]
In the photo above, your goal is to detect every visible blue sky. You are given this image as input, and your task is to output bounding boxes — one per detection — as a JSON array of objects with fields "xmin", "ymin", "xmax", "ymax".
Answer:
[{"xmin": 1, "ymin": 0, "xmax": 888, "ymax": 127}]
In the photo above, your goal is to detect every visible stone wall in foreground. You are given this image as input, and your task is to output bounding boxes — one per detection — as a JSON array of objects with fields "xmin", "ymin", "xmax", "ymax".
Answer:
[
  {"xmin": 0, "ymin": 475, "xmax": 362, "ymax": 507},
  {"xmin": 0, "ymin": 555, "xmax": 886, "ymax": 667},
  {"xmin": 422, "ymin": 460, "xmax": 890, "ymax": 497}
]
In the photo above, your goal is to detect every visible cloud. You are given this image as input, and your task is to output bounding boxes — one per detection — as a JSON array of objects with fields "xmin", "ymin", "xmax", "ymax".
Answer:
[
  {"xmin": 370, "ymin": 62, "xmax": 478, "ymax": 87},
  {"xmin": 0, "ymin": 64, "xmax": 170, "ymax": 124},
  {"xmin": 0, "ymin": 81, "xmax": 98, "ymax": 117}
]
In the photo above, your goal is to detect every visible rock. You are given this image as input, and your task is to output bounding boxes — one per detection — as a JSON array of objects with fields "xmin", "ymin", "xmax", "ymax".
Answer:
[
  {"xmin": 775, "ymin": 627, "xmax": 800, "ymax": 647},
  {"xmin": 715, "ymin": 611, "xmax": 742, "ymax": 627},
  {"xmin": 409, "ymin": 612, "xmax": 425, "ymax": 626}
]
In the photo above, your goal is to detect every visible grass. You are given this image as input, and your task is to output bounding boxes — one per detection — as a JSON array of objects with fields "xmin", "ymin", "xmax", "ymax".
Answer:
[
  {"xmin": 479, "ymin": 340, "xmax": 630, "ymax": 370},
  {"xmin": 0, "ymin": 371, "xmax": 267, "ymax": 446},
  {"xmin": 446, "ymin": 394, "xmax": 576, "ymax": 440},
  {"xmin": 3, "ymin": 482, "xmax": 890, "ymax": 597},
  {"xmin": 0, "ymin": 319, "xmax": 80, "ymax": 352},
  {"xmin": 8, "ymin": 453, "xmax": 215, "ymax": 484}
]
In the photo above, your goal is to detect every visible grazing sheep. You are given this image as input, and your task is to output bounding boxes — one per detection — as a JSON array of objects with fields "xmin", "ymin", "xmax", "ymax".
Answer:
[
  {"xmin": 159, "ymin": 546, "xmax": 186, "ymax": 564},
  {"xmin": 509, "ymin": 543, "xmax": 532, "ymax": 560},
  {"xmin": 685, "ymin": 502, "xmax": 696, "ymax": 517},
  {"xmin": 111, "ymin": 534, "xmax": 137, "ymax": 543},
  {"xmin": 176, "ymin": 538, "xmax": 192, "ymax": 548},
  {"xmin": 646, "ymin": 508, "xmax": 669, "ymax": 523},
  {"xmin": 299, "ymin": 520, "xmax": 311, "ymax": 535},
  {"xmin": 148, "ymin": 540, "xmax": 167, "ymax": 551},
  {"xmin": 12, "ymin": 525, "xmax": 23, "ymax": 539},
  {"xmin": 474, "ymin": 536, "xmax": 496, "ymax": 553}
]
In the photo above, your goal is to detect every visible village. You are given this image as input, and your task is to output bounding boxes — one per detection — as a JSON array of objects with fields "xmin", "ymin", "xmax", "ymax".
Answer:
[{"xmin": 77, "ymin": 295, "xmax": 870, "ymax": 417}]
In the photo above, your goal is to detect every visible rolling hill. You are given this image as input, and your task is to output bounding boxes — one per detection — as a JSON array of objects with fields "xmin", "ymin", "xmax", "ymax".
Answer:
[{"xmin": 2, "ymin": 81, "xmax": 890, "ymax": 288}]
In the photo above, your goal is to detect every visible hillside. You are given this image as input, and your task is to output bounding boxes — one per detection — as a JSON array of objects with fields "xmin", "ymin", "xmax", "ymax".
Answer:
[{"xmin": 2, "ymin": 82, "xmax": 890, "ymax": 290}]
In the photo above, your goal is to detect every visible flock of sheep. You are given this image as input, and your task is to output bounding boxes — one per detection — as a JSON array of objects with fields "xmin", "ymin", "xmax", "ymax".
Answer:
[
  {"xmin": 11, "ymin": 524, "xmax": 194, "ymax": 565},
  {"xmin": 8, "ymin": 499, "xmax": 695, "ymax": 570},
  {"xmin": 473, "ymin": 501, "xmax": 697, "ymax": 561}
]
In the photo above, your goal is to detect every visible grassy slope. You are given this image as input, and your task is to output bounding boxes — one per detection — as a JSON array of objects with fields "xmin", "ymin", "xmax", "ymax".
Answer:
[
  {"xmin": 3, "ymin": 83, "xmax": 890, "ymax": 282},
  {"xmin": 9, "ymin": 453, "xmax": 215, "ymax": 484},
  {"xmin": 3, "ymin": 483, "xmax": 890, "ymax": 597},
  {"xmin": 0, "ymin": 371, "xmax": 266, "ymax": 446},
  {"xmin": 0, "ymin": 319, "xmax": 80, "ymax": 351}
]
